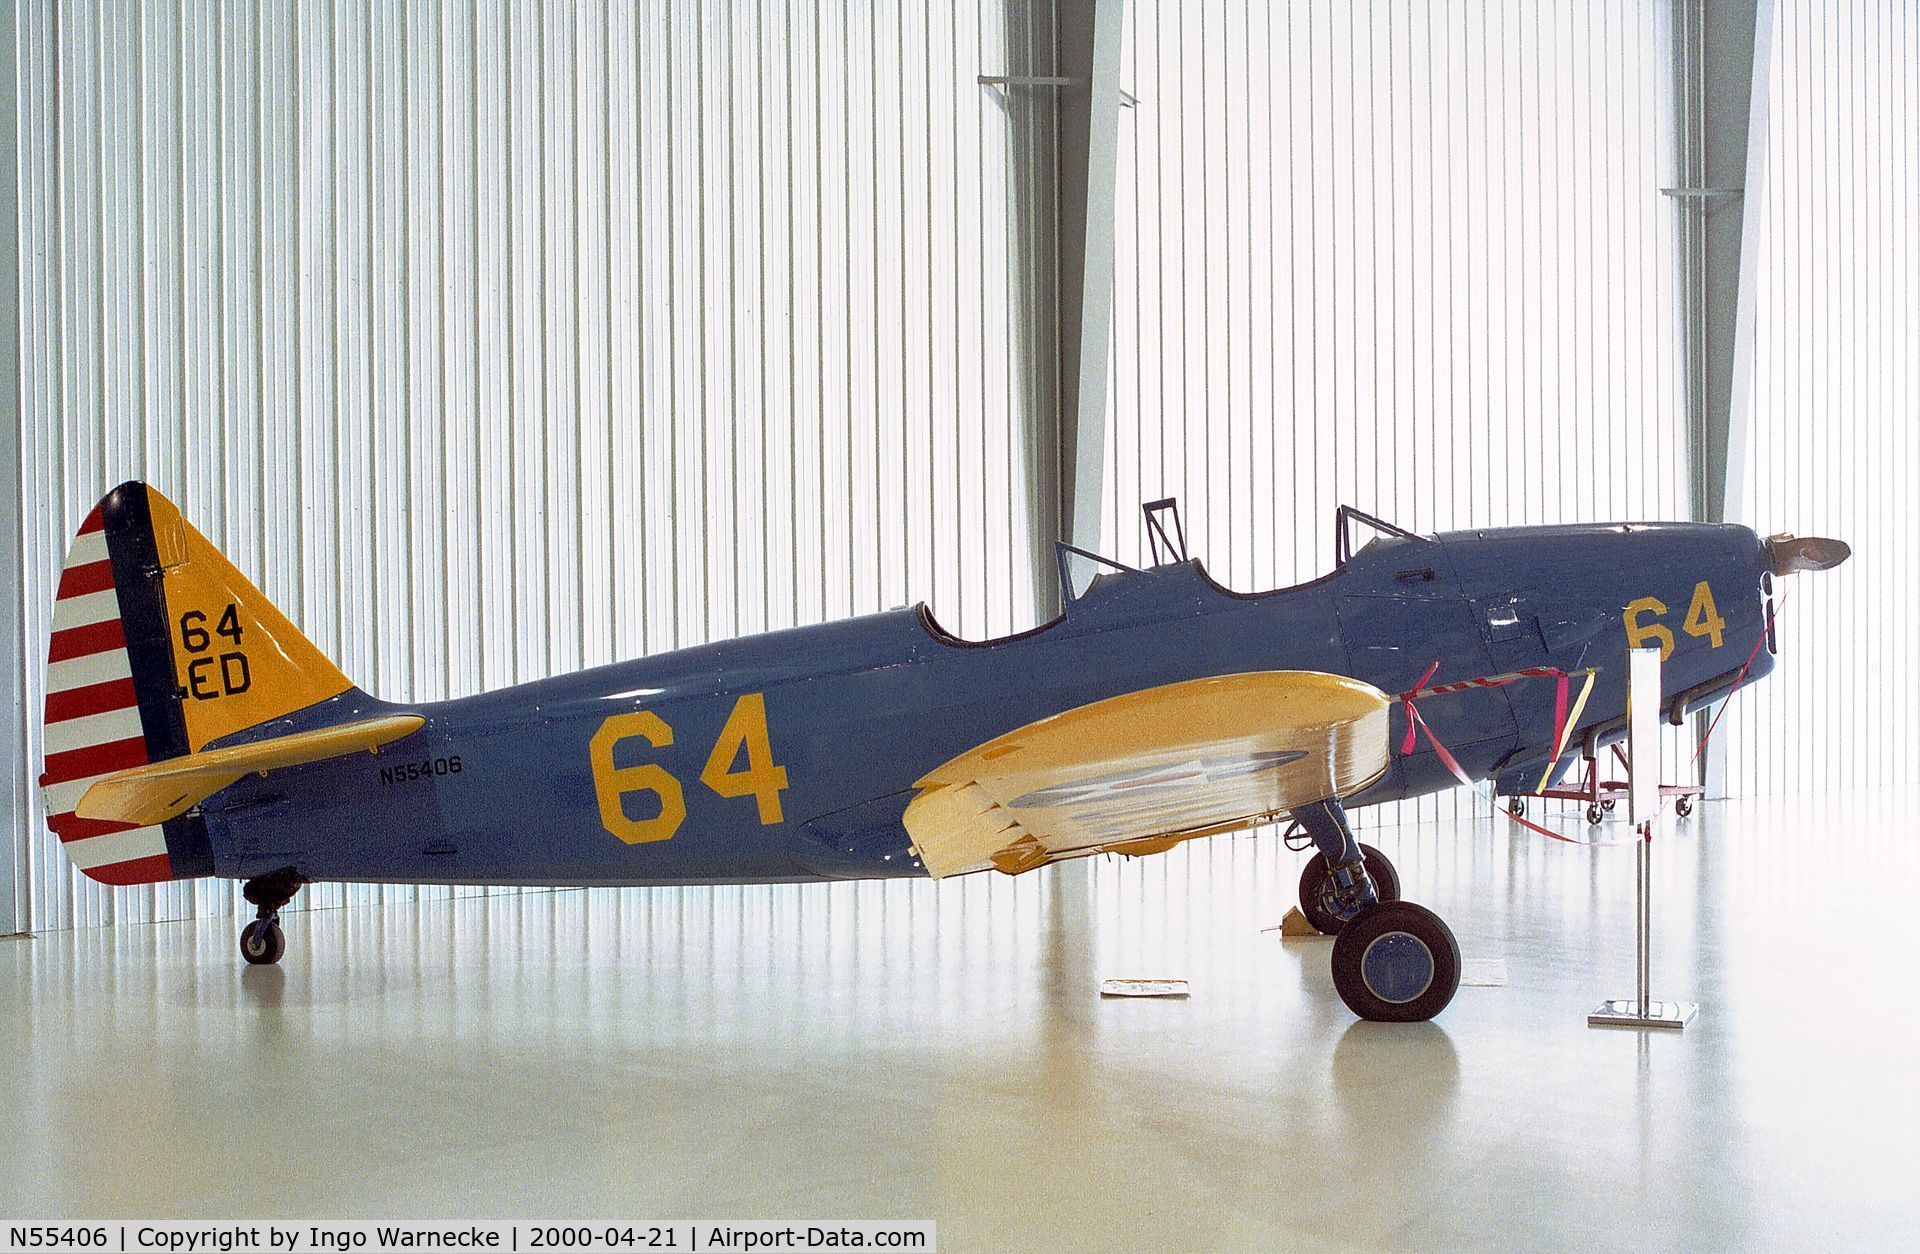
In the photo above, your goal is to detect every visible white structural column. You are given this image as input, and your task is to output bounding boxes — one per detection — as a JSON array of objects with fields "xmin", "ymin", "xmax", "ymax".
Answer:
[
  {"xmin": 1718, "ymin": 0, "xmax": 1775, "ymax": 808},
  {"xmin": 1, "ymin": 0, "xmax": 21, "ymax": 934},
  {"xmin": 1721, "ymin": 0, "xmax": 1774, "ymax": 540},
  {"xmin": 1671, "ymin": 0, "xmax": 1764, "ymax": 523},
  {"xmin": 1054, "ymin": 0, "xmax": 1127, "ymax": 556},
  {"xmin": 1667, "ymin": 0, "xmax": 1765, "ymax": 794}
]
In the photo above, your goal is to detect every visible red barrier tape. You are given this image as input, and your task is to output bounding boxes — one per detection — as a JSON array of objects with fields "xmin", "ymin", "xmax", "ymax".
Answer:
[
  {"xmin": 1398, "ymin": 663, "xmax": 1588, "ymax": 785},
  {"xmin": 1397, "ymin": 663, "xmax": 1591, "ymax": 752},
  {"xmin": 1397, "ymin": 664, "xmax": 1587, "ymax": 701},
  {"xmin": 1400, "ymin": 661, "xmax": 1441, "ymax": 755},
  {"xmin": 1404, "ymin": 690, "xmax": 1633, "ymax": 848}
]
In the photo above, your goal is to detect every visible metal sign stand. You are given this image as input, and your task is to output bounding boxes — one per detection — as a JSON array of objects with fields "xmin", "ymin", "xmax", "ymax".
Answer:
[
  {"xmin": 1588, "ymin": 821, "xmax": 1697, "ymax": 1029},
  {"xmin": 1588, "ymin": 647, "xmax": 1698, "ymax": 1031}
]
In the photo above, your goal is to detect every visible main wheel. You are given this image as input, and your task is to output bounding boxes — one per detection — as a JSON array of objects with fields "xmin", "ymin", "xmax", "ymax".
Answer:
[
  {"xmin": 1586, "ymin": 803, "xmax": 1605, "ymax": 826},
  {"xmin": 1330, "ymin": 902, "xmax": 1461, "ymax": 1022},
  {"xmin": 1507, "ymin": 796, "xmax": 1527, "ymax": 818},
  {"xmin": 240, "ymin": 919, "xmax": 285, "ymax": 966},
  {"xmin": 1298, "ymin": 843, "xmax": 1401, "ymax": 935}
]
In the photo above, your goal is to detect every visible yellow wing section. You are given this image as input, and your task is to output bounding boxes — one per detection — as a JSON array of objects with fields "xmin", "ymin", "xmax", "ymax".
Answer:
[
  {"xmin": 904, "ymin": 671, "xmax": 1390, "ymax": 879},
  {"xmin": 74, "ymin": 714, "xmax": 425, "ymax": 827}
]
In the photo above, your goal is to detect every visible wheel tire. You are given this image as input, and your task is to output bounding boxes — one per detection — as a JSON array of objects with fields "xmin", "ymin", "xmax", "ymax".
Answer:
[
  {"xmin": 1507, "ymin": 797, "xmax": 1527, "ymax": 818},
  {"xmin": 240, "ymin": 919, "xmax": 285, "ymax": 966},
  {"xmin": 1586, "ymin": 804, "xmax": 1605, "ymax": 826},
  {"xmin": 1331, "ymin": 901, "xmax": 1461, "ymax": 1022},
  {"xmin": 1676, "ymin": 796, "xmax": 1695, "ymax": 818},
  {"xmin": 1298, "ymin": 843, "xmax": 1401, "ymax": 935},
  {"xmin": 1601, "ymin": 798, "xmax": 1616, "ymax": 812}
]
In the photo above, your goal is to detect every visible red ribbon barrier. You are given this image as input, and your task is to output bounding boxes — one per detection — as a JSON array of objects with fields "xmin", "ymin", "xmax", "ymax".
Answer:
[
  {"xmin": 1397, "ymin": 662, "xmax": 1590, "ymax": 775},
  {"xmin": 1397, "ymin": 664, "xmax": 1588, "ymax": 701},
  {"xmin": 1403, "ymin": 700, "xmax": 1632, "ymax": 847},
  {"xmin": 1400, "ymin": 660, "xmax": 1441, "ymax": 755}
]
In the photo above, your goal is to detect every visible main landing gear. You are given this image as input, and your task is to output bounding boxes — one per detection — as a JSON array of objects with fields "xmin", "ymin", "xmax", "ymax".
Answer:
[
  {"xmin": 1297, "ymin": 841, "xmax": 1401, "ymax": 935},
  {"xmin": 239, "ymin": 868, "xmax": 305, "ymax": 966},
  {"xmin": 1292, "ymin": 798, "xmax": 1461, "ymax": 1022}
]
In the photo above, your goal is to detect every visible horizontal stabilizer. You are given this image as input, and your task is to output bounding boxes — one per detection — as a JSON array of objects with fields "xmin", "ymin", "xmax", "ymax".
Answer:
[{"xmin": 75, "ymin": 714, "xmax": 425, "ymax": 827}]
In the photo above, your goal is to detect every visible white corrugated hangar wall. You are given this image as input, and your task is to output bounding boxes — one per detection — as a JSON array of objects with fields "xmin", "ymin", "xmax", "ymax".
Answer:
[
  {"xmin": 5, "ymin": 0, "xmax": 1914, "ymax": 935},
  {"xmin": 6, "ymin": 0, "xmax": 1062, "ymax": 932},
  {"xmin": 1101, "ymin": 0, "xmax": 1697, "ymax": 832}
]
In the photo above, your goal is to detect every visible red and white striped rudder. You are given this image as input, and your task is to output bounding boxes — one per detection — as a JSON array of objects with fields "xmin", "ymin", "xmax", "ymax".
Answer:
[{"xmin": 39, "ymin": 500, "xmax": 190, "ymax": 884}]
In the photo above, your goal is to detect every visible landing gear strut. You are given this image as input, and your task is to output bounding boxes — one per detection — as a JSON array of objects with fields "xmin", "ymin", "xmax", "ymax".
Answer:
[
  {"xmin": 240, "ymin": 868, "xmax": 304, "ymax": 966},
  {"xmin": 1291, "ymin": 796, "xmax": 1460, "ymax": 1022},
  {"xmin": 1297, "ymin": 841, "xmax": 1401, "ymax": 935}
]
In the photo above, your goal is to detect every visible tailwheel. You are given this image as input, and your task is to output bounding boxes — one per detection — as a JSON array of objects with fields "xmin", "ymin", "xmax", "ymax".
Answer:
[
  {"xmin": 239, "ymin": 867, "xmax": 304, "ymax": 967},
  {"xmin": 1298, "ymin": 842, "xmax": 1401, "ymax": 935},
  {"xmin": 1330, "ymin": 902, "xmax": 1461, "ymax": 1022},
  {"xmin": 240, "ymin": 918, "xmax": 285, "ymax": 966}
]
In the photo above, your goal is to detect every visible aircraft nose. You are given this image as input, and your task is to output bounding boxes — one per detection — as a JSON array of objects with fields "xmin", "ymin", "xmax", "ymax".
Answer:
[{"xmin": 1765, "ymin": 533, "xmax": 1851, "ymax": 576}]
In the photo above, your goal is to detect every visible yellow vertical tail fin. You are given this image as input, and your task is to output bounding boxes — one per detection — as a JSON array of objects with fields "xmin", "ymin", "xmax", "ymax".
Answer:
[{"xmin": 40, "ymin": 482, "xmax": 356, "ymax": 884}]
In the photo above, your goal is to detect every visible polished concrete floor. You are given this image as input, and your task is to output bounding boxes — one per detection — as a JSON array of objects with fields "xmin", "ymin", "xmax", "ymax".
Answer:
[{"xmin": 4, "ymin": 790, "xmax": 1917, "ymax": 1250}]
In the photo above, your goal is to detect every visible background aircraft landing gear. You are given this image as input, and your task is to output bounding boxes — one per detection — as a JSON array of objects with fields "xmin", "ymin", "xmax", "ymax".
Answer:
[
  {"xmin": 1298, "ymin": 842, "xmax": 1401, "ymax": 935},
  {"xmin": 1331, "ymin": 902, "xmax": 1461, "ymax": 1022},
  {"xmin": 1292, "ymin": 796, "xmax": 1461, "ymax": 1022},
  {"xmin": 239, "ymin": 868, "xmax": 305, "ymax": 966}
]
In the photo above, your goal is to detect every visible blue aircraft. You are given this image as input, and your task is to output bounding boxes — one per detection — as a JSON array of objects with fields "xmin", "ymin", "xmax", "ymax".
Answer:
[{"xmin": 39, "ymin": 483, "xmax": 1846, "ymax": 1021}]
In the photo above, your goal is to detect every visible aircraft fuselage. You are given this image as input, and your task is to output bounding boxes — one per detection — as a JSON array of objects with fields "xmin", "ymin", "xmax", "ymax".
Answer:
[{"xmin": 203, "ymin": 521, "xmax": 1775, "ymax": 886}]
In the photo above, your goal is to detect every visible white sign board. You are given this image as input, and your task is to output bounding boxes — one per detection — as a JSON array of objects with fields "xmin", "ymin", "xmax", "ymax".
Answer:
[{"xmin": 1627, "ymin": 646, "xmax": 1663, "ymax": 825}]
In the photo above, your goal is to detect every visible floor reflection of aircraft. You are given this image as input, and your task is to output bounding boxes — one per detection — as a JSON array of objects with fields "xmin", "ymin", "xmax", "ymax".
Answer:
[{"xmin": 40, "ymin": 485, "xmax": 1845, "ymax": 1021}]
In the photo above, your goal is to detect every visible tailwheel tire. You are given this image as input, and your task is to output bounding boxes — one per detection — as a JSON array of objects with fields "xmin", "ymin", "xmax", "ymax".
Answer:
[
  {"xmin": 1330, "ymin": 902, "xmax": 1461, "ymax": 1022},
  {"xmin": 240, "ymin": 919, "xmax": 285, "ymax": 966},
  {"xmin": 1675, "ymin": 796, "xmax": 1695, "ymax": 818},
  {"xmin": 1298, "ymin": 843, "xmax": 1401, "ymax": 936}
]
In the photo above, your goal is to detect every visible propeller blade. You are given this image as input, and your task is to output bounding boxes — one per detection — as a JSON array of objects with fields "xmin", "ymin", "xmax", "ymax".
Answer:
[{"xmin": 1766, "ymin": 533, "xmax": 1851, "ymax": 575}]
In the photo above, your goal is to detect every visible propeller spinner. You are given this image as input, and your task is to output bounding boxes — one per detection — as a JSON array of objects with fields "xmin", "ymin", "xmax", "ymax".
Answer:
[{"xmin": 1766, "ymin": 533, "xmax": 1851, "ymax": 576}]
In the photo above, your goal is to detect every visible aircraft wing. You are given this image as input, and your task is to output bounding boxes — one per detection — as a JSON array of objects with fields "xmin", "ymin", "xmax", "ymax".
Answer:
[
  {"xmin": 903, "ymin": 671, "xmax": 1390, "ymax": 878},
  {"xmin": 74, "ymin": 714, "xmax": 426, "ymax": 827}
]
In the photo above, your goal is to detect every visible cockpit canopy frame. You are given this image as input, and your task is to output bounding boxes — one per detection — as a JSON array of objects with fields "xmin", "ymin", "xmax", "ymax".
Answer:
[{"xmin": 1334, "ymin": 505, "xmax": 1431, "ymax": 567}]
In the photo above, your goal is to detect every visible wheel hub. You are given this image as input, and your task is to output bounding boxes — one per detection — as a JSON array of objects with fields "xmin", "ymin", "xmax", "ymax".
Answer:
[
  {"xmin": 1316, "ymin": 879, "xmax": 1361, "ymax": 925},
  {"xmin": 1359, "ymin": 931, "xmax": 1436, "ymax": 1004}
]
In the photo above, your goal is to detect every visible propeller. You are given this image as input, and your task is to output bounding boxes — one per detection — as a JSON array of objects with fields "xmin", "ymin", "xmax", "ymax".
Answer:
[{"xmin": 1766, "ymin": 533, "xmax": 1851, "ymax": 576}]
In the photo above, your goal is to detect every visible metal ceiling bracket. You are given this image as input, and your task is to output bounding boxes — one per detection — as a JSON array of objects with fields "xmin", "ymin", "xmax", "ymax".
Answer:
[
  {"xmin": 1660, "ymin": 185, "xmax": 1746, "ymax": 218},
  {"xmin": 977, "ymin": 74, "xmax": 1082, "ymax": 89}
]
